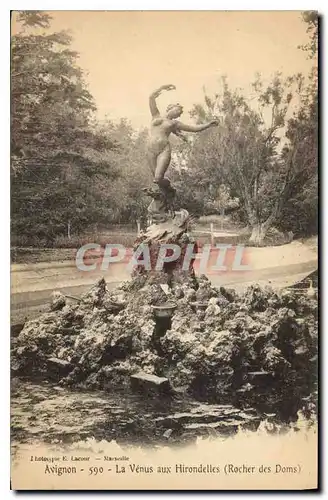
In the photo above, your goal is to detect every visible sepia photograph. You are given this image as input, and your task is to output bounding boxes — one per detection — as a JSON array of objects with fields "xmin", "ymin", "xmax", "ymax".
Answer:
[{"xmin": 10, "ymin": 9, "xmax": 318, "ymax": 490}]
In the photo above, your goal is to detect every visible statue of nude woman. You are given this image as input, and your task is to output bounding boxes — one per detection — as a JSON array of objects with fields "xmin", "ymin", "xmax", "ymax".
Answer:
[{"xmin": 147, "ymin": 84, "xmax": 218, "ymax": 187}]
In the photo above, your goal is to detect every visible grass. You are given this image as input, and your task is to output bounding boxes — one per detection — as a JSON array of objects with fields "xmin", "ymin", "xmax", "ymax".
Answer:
[
  {"xmin": 194, "ymin": 216, "xmax": 295, "ymax": 247},
  {"xmin": 11, "ymin": 230, "xmax": 138, "ymax": 264},
  {"xmin": 194, "ymin": 232, "xmax": 249, "ymax": 247},
  {"xmin": 11, "ymin": 247, "xmax": 77, "ymax": 264},
  {"xmin": 53, "ymin": 232, "xmax": 137, "ymax": 249},
  {"xmin": 193, "ymin": 226, "xmax": 295, "ymax": 248},
  {"xmin": 11, "ymin": 219, "xmax": 316, "ymax": 265},
  {"xmin": 196, "ymin": 214, "xmax": 243, "ymax": 229}
]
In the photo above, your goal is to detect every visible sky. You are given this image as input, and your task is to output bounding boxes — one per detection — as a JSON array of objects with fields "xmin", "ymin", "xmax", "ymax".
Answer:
[{"xmin": 13, "ymin": 10, "xmax": 312, "ymax": 129}]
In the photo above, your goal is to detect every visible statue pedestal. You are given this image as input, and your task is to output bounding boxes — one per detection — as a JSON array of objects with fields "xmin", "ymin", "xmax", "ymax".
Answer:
[{"xmin": 132, "ymin": 209, "xmax": 198, "ymax": 289}]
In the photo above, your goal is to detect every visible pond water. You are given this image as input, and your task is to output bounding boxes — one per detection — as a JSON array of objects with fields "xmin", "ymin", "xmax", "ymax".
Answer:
[{"xmin": 12, "ymin": 377, "xmax": 307, "ymax": 454}]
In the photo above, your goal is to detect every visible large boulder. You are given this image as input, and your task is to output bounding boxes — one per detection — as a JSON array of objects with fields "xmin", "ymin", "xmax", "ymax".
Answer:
[
  {"xmin": 11, "ymin": 275, "xmax": 317, "ymax": 418},
  {"xmin": 130, "ymin": 372, "xmax": 172, "ymax": 396}
]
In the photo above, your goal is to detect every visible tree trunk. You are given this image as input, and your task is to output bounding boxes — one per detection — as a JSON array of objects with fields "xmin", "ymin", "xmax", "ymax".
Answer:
[{"xmin": 249, "ymin": 222, "xmax": 270, "ymax": 246}]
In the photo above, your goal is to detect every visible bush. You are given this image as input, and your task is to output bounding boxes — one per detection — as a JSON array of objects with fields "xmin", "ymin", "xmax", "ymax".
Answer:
[
  {"xmin": 197, "ymin": 215, "xmax": 223, "ymax": 225},
  {"xmin": 11, "ymin": 229, "xmax": 138, "ymax": 249}
]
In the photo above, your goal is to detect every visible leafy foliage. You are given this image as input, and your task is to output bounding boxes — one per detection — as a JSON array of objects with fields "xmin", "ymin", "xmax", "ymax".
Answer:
[
  {"xmin": 11, "ymin": 12, "xmax": 150, "ymax": 243},
  {"xmin": 172, "ymin": 74, "xmax": 299, "ymax": 243},
  {"xmin": 277, "ymin": 11, "xmax": 318, "ymax": 237}
]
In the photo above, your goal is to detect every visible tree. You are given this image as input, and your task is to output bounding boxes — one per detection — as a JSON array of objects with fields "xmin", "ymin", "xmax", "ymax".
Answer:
[
  {"xmin": 187, "ymin": 74, "xmax": 301, "ymax": 244},
  {"xmin": 168, "ymin": 136, "xmax": 208, "ymax": 216},
  {"xmin": 96, "ymin": 119, "xmax": 152, "ymax": 223},
  {"xmin": 278, "ymin": 11, "xmax": 318, "ymax": 237},
  {"xmin": 210, "ymin": 184, "xmax": 239, "ymax": 218},
  {"xmin": 11, "ymin": 11, "xmax": 118, "ymax": 242},
  {"xmin": 299, "ymin": 10, "xmax": 318, "ymax": 59}
]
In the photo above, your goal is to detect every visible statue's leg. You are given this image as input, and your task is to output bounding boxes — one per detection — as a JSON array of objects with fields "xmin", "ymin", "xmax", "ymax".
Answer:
[
  {"xmin": 147, "ymin": 150, "xmax": 157, "ymax": 176},
  {"xmin": 154, "ymin": 145, "xmax": 171, "ymax": 183}
]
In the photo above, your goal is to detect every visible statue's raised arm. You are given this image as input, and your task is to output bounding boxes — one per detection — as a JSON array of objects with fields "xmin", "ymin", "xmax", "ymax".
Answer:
[
  {"xmin": 149, "ymin": 84, "xmax": 176, "ymax": 117},
  {"xmin": 175, "ymin": 119, "xmax": 218, "ymax": 133}
]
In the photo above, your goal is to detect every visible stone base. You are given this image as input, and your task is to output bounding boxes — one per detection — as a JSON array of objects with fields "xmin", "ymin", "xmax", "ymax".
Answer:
[
  {"xmin": 132, "ymin": 209, "xmax": 198, "ymax": 288},
  {"xmin": 130, "ymin": 372, "xmax": 172, "ymax": 396},
  {"xmin": 47, "ymin": 357, "xmax": 74, "ymax": 381}
]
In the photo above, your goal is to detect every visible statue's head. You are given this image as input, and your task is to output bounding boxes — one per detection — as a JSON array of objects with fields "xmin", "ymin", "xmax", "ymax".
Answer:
[{"xmin": 166, "ymin": 103, "xmax": 183, "ymax": 119}]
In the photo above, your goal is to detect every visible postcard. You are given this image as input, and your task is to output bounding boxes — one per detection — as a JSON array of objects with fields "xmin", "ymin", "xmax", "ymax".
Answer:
[{"xmin": 11, "ymin": 10, "xmax": 318, "ymax": 490}]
